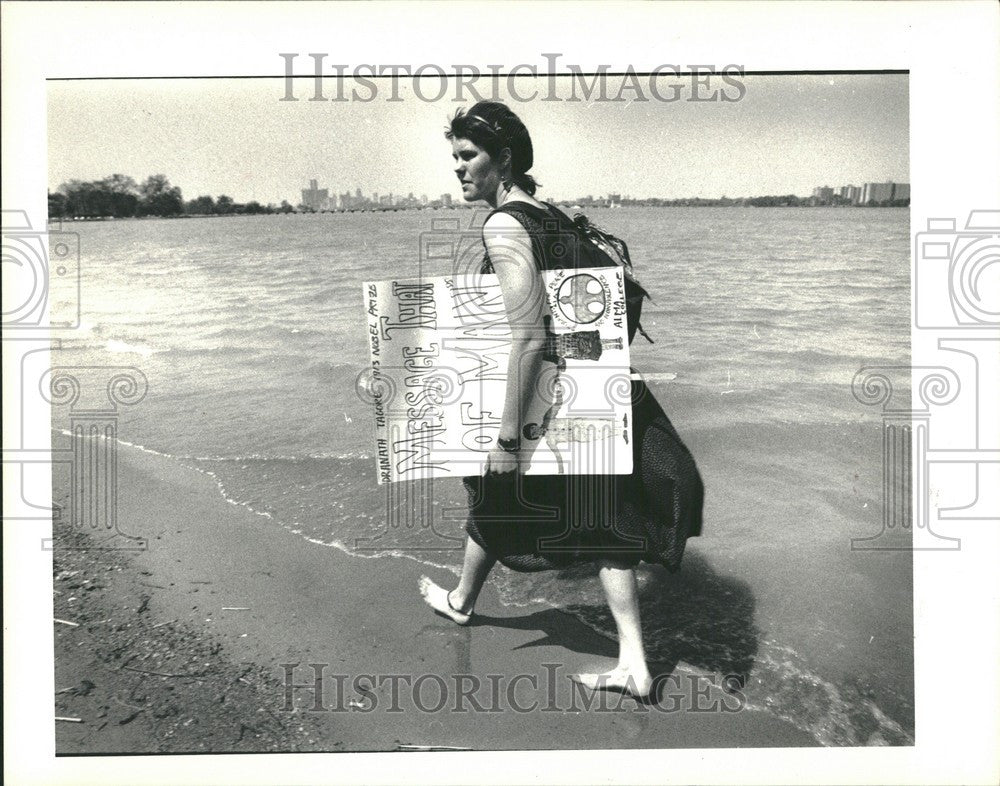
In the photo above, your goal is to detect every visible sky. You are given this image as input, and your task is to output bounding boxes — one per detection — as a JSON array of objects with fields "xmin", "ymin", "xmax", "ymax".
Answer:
[{"xmin": 48, "ymin": 73, "xmax": 908, "ymax": 205}]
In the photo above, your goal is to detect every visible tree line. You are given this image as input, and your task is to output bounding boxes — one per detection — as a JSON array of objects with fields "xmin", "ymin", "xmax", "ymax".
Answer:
[{"xmin": 48, "ymin": 174, "xmax": 295, "ymax": 219}]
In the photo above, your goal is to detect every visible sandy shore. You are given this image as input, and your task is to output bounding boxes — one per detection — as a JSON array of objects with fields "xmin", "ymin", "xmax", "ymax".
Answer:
[{"xmin": 52, "ymin": 443, "xmax": 815, "ymax": 753}]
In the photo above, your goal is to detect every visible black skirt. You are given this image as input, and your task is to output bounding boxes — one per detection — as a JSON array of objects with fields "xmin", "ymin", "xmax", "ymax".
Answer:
[{"xmin": 464, "ymin": 380, "xmax": 704, "ymax": 573}]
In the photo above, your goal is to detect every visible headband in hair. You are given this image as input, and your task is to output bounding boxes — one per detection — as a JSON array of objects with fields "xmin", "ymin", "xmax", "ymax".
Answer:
[{"xmin": 467, "ymin": 114, "xmax": 503, "ymax": 135}]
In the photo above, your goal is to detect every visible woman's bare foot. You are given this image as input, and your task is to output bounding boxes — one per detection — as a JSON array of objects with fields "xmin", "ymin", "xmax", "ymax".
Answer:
[
  {"xmin": 569, "ymin": 665, "xmax": 654, "ymax": 700},
  {"xmin": 418, "ymin": 576, "xmax": 473, "ymax": 626}
]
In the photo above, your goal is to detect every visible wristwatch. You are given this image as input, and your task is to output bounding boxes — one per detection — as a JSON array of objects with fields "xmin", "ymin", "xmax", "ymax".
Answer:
[{"xmin": 497, "ymin": 436, "xmax": 521, "ymax": 453}]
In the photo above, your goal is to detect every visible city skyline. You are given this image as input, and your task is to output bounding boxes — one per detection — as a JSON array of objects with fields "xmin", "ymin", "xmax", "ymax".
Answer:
[
  {"xmin": 297, "ymin": 177, "xmax": 912, "ymax": 212},
  {"xmin": 811, "ymin": 181, "xmax": 910, "ymax": 206},
  {"xmin": 48, "ymin": 74, "xmax": 908, "ymax": 205},
  {"xmin": 47, "ymin": 171, "xmax": 913, "ymax": 220}
]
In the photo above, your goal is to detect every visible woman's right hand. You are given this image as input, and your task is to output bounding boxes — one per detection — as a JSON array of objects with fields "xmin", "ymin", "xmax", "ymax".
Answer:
[{"xmin": 484, "ymin": 447, "xmax": 519, "ymax": 476}]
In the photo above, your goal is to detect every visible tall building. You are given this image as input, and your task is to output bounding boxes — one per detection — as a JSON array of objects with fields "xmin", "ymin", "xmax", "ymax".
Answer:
[
  {"xmin": 867, "ymin": 182, "xmax": 896, "ymax": 204},
  {"xmin": 301, "ymin": 179, "xmax": 329, "ymax": 211},
  {"xmin": 892, "ymin": 183, "xmax": 910, "ymax": 201},
  {"xmin": 441, "ymin": 193, "xmax": 453, "ymax": 207},
  {"xmin": 859, "ymin": 182, "xmax": 898, "ymax": 204},
  {"xmin": 811, "ymin": 186, "xmax": 834, "ymax": 205}
]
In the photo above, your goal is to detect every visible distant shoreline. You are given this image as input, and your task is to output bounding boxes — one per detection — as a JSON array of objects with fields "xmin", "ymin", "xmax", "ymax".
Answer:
[{"xmin": 49, "ymin": 203, "xmax": 908, "ymax": 224}]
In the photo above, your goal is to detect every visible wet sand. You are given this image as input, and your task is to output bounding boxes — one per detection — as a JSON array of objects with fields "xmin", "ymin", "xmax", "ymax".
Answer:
[{"xmin": 53, "ymin": 444, "xmax": 814, "ymax": 753}]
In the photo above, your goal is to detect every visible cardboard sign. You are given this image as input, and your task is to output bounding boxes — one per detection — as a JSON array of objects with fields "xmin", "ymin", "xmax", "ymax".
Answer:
[{"xmin": 362, "ymin": 266, "xmax": 633, "ymax": 484}]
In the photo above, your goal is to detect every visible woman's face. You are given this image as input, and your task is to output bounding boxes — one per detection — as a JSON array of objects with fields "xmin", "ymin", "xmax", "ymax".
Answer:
[{"xmin": 452, "ymin": 137, "xmax": 501, "ymax": 203}]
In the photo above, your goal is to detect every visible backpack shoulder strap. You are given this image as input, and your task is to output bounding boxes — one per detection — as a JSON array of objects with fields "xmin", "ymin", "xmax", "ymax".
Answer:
[
  {"xmin": 485, "ymin": 201, "xmax": 555, "ymax": 227},
  {"xmin": 481, "ymin": 202, "xmax": 551, "ymax": 272}
]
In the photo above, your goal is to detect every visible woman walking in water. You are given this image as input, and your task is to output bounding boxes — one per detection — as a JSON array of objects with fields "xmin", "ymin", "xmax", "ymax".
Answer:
[{"xmin": 419, "ymin": 101, "xmax": 703, "ymax": 699}]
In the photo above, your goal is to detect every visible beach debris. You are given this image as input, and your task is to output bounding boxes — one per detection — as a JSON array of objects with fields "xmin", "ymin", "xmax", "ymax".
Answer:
[
  {"xmin": 54, "ymin": 618, "xmax": 79, "ymax": 627},
  {"xmin": 396, "ymin": 744, "xmax": 472, "ymax": 752},
  {"xmin": 221, "ymin": 607, "xmax": 250, "ymax": 611},
  {"xmin": 55, "ymin": 717, "xmax": 82, "ymax": 723},
  {"xmin": 136, "ymin": 596, "xmax": 150, "ymax": 614},
  {"xmin": 122, "ymin": 665, "xmax": 208, "ymax": 680},
  {"xmin": 56, "ymin": 680, "xmax": 96, "ymax": 697},
  {"xmin": 151, "ymin": 619, "xmax": 177, "ymax": 629},
  {"xmin": 112, "ymin": 695, "xmax": 146, "ymax": 712},
  {"xmin": 236, "ymin": 722, "xmax": 262, "ymax": 743},
  {"xmin": 76, "ymin": 680, "xmax": 96, "ymax": 696},
  {"xmin": 118, "ymin": 710, "xmax": 142, "ymax": 725}
]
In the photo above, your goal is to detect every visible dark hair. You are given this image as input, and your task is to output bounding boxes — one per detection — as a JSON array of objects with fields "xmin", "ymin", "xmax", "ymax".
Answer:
[{"xmin": 445, "ymin": 101, "xmax": 539, "ymax": 196}]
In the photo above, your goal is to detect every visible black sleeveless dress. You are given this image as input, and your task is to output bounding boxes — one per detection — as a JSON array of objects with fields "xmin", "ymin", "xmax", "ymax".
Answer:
[{"xmin": 463, "ymin": 202, "xmax": 704, "ymax": 573}]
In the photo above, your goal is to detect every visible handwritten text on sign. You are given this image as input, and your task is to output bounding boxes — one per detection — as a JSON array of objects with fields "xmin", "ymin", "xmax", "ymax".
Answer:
[{"xmin": 363, "ymin": 267, "xmax": 632, "ymax": 484}]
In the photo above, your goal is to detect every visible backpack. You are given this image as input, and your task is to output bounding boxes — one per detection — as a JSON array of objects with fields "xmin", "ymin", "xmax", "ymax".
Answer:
[
  {"xmin": 495, "ymin": 202, "xmax": 654, "ymax": 345},
  {"xmin": 549, "ymin": 205, "xmax": 653, "ymax": 345}
]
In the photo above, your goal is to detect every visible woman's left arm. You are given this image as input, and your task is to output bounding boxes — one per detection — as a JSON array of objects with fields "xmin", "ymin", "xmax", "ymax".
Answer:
[{"xmin": 482, "ymin": 211, "xmax": 549, "ymax": 474}]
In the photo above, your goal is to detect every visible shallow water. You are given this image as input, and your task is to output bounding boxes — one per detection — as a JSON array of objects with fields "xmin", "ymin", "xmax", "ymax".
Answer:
[{"xmin": 50, "ymin": 206, "xmax": 912, "ymax": 745}]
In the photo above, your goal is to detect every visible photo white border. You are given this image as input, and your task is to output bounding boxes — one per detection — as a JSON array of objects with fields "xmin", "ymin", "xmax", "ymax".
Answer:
[{"xmin": 3, "ymin": 2, "xmax": 999, "ymax": 784}]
